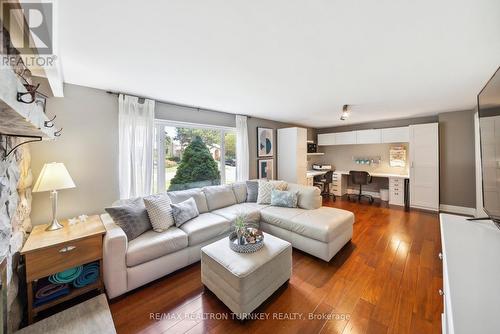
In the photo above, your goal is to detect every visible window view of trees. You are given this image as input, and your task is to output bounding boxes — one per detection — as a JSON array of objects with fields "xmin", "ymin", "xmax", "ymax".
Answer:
[
  {"xmin": 169, "ymin": 136, "xmax": 220, "ymax": 191},
  {"xmin": 154, "ymin": 123, "xmax": 237, "ymax": 192}
]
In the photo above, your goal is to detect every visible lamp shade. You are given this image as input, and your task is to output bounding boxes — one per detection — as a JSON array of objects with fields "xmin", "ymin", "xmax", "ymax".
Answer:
[{"xmin": 33, "ymin": 162, "xmax": 76, "ymax": 192}]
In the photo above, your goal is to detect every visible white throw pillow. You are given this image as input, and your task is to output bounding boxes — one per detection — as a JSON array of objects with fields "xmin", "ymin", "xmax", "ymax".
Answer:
[
  {"xmin": 143, "ymin": 192, "xmax": 175, "ymax": 232},
  {"xmin": 257, "ymin": 180, "xmax": 288, "ymax": 204}
]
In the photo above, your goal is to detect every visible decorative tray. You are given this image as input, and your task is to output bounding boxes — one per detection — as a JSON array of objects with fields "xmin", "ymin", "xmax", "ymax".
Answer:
[{"xmin": 229, "ymin": 227, "xmax": 264, "ymax": 253}]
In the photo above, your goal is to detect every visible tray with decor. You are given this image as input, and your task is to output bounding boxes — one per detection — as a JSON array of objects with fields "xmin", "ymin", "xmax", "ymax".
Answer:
[{"xmin": 229, "ymin": 227, "xmax": 264, "ymax": 253}]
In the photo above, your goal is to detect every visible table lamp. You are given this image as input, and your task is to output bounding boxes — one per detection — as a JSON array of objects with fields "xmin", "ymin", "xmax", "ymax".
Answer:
[{"xmin": 33, "ymin": 162, "xmax": 76, "ymax": 231}]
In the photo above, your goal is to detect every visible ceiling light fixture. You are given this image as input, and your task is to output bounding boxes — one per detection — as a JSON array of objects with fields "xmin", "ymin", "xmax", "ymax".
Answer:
[{"xmin": 340, "ymin": 104, "xmax": 350, "ymax": 121}]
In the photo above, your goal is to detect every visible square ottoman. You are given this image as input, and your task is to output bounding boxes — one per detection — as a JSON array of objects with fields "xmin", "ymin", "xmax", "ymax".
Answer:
[{"xmin": 201, "ymin": 232, "xmax": 292, "ymax": 319}]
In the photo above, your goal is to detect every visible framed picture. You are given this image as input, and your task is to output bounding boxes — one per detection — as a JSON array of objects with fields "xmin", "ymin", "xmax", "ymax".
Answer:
[
  {"xmin": 257, "ymin": 127, "xmax": 274, "ymax": 157},
  {"xmin": 258, "ymin": 159, "xmax": 274, "ymax": 180}
]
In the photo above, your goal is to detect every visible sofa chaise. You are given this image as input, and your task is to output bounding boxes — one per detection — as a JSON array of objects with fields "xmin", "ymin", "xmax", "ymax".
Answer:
[{"xmin": 102, "ymin": 182, "xmax": 354, "ymax": 298}]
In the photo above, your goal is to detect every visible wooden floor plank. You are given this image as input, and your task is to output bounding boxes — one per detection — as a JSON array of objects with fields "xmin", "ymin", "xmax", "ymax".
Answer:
[{"xmin": 109, "ymin": 198, "xmax": 442, "ymax": 334}]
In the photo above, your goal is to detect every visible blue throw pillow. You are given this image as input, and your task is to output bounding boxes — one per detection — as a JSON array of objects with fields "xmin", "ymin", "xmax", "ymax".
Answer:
[{"xmin": 270, "ymin": 189, "xmax": 298, "ymax": 208}]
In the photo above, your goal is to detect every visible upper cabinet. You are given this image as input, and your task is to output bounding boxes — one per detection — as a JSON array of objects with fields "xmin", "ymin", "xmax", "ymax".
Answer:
[
  {"xmin": 334, "ymin": 131, "xmax": 356, "ymax": 145},
  {"xmin": 381, "ymin": 127, "xmax": 409, "ymax": 143},
  {"xmin": 317, "ymin": 126, "xmax": 409, "ymax": 146},
  {"xmin": 317, "ymin": 133, "xmax": 336, "ymax": 146},
  {"xmin": 356, "ymin": 129, "xmax": 381, "ymax": 144}
]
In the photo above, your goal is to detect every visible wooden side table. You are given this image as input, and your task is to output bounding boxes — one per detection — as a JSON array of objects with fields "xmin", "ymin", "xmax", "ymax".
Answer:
[{"xmin": 21, "ymin": 215, "xmax": 106, "ymax": 324}]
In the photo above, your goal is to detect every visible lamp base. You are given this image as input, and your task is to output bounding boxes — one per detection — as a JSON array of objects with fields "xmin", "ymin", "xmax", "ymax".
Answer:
[{"xmin": 46, "ymin": 219, "xmax": 63, "ymax": 231}]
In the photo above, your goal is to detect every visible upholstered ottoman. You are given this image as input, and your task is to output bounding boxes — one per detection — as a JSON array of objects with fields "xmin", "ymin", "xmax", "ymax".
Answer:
[{"xmin": 201, "ymin": 233, "xmax": 292, "ymax": 319}]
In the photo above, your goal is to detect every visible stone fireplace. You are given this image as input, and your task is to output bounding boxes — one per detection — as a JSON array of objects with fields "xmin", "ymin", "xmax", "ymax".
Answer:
[{"xmin": 0, "ymin": 137, "xmax": 32, "ymax": 332}]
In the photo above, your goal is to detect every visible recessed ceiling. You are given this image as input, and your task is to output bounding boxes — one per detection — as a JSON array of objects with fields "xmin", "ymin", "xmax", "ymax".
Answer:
[{"xmin": 58, "ymin": 0, "xmax": 500, "ymax": 128}]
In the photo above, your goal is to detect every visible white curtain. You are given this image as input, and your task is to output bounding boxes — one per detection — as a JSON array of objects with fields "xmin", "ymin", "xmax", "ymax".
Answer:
[
  {"xmin": 118, "ymin": 94, "xmax": 155, "ymax": 199},
  {"xmin": 236, "ymin": 115, "xmax": 249, "ymax": 181}
]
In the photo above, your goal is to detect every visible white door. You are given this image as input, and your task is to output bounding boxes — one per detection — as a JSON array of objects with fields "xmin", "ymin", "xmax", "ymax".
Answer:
[{"xmin": 409, "ymin": 123, "xmax": 439, "ymax": 211}]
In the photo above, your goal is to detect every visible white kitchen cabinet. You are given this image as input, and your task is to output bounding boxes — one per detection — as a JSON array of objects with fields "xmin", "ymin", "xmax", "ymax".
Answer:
[
  {"xmin": 356, "ymin": 129, "xmax": 381, "ymax": 144},
  {"xmin": 317, "ymin": 126, "xmax": 409, "ymax": 146},
  {"xmin": 277, "ymin": 127, "xmax": 308, "ymax": 185},
  {"xmin": 317, "ymin": 133, "xmax": 336, "ymax": 146},
  {"xmin": 380, "ymin": 126, "xmax": 409, "ymax": 143},
  {"xmin": 409, "ymin": 123, "xmax": 439, "ymax": 211},
  {"xmin": 335, "ymin": 131, "xmax": 357, "ymax": 145}
]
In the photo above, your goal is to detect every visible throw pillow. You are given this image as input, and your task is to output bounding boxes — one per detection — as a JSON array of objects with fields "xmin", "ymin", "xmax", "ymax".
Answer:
[
  {"xmin": 143, "ymin": 192, "xmax": 175, "ymax": 232},
  {"xmin": 105, "ymin": 197, "xmax": 152, "ymax": 241},
  {"xmin": 271, "ymin": 189, "xmax": 299, "ymax": 208},
  {"xmin": 171, "ymin": 197, "xmax": 199, "ymax": 227},
  {"xmin": 257, "ymin": 180, "xmax": 288, "ymax": 204},
  {"xmin": 246, "ymin": 180, "xmax": 259, "ymax": 202}
]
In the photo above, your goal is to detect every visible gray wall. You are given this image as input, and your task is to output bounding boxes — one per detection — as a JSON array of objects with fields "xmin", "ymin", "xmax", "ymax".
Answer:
[
  {"xmin": 247, "ymin": 117, "xmax": 300, "ymax": 180},
  {"xmin": 31, "ymin": 83, "xmax": 120, "ymax": 225},
  {"xmin": 30, "ymin": 82, "xmax": 311, "ymax": 224},
  {"xmin": 438, "ymin": 110, "xmax": 476, "ymax": 207}
]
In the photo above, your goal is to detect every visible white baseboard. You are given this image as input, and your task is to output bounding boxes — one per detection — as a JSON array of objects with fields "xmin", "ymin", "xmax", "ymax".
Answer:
[{"xmin": 439, "ymin": 204, "xmax": 476, "ymax": 216}]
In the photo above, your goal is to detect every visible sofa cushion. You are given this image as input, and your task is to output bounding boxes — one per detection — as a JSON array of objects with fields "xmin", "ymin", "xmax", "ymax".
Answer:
[
  {"xmin": 202, "ymin": 185, "xmax": 237, "ymax": 211},
  {"xmin": 171, "ymin": 197, "xmax": 199, "ymax": 227},
  {"xmin": 126, "ymin": 227, "xmax": 188, "ymax": 267},
  {"xmin": 105, "ymin": 198, "xmax": 152, "ymax": 241},
  {"xmin": 286, "ymin": 183, "xmax": 322, "ymax": 210},
  {"xmin": 241, "ymin": 202, "xmax": 271, "ymax": 211},
  {"xmin": 143, "ymin": 192, "xmax": 175, "ymax": 232},
  {"xmin": 260, "ymin": 206, "xmax": 304, "ymax": 231},
  {"xmin": 245, "ymin": 180, "xmax": 259, "ymax": 202},
  {"xmin": 168, "ymin": 188, "xmax": 209, "ymax": 213},
  {"xmin": 211, "ymin": 204, "xmax": 261, "ymax": 225},
  {"xmin": 271, "ymin": 189, "xmax": 298, "ymax": 208},
  {"xmin": 291, "ymin": 207, "xmax": 354, "ymax": 242},
  {"xmin": 257, "ymin": 180, "xmax": 288, "ymax": 204},
  {"xmin": 179, "ymin": 213, "xmax": 231, "ymax": 245},
  {"xmin": 232, "ymin": 182, "xmax": 247, "ymax": 203},
  {"xmin": 261, "ymin": 206, "xmax": 354, "ymax": 243}
]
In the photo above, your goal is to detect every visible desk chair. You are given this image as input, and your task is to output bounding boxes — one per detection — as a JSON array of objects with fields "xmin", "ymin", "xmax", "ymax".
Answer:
[
  {"xmin": 348, "ymin": 171, "xmax": 374, "ymax": 204},
  {"xmin": 313, "ymin": 171, "xmax": 336, "ymax": 201}
]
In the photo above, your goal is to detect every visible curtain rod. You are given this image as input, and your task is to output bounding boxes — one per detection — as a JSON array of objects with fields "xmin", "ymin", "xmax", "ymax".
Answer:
[{"xmin": 106, "ymin": 91, "xmax": 251, "ymax": 118}]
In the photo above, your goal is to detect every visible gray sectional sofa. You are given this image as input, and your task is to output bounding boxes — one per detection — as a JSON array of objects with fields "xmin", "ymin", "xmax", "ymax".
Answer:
[{"xmin": 101, "ymin": 182, "xmax": 354, "ymax": 299}]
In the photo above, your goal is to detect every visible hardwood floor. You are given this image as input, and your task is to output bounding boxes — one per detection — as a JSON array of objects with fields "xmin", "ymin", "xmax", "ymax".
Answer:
[{"xmin": 109, "ymin": 198, "xmax": 443, "ymax": 334}]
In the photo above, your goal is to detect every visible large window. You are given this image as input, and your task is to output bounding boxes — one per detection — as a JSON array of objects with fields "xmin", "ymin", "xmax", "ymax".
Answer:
[{"xmin": 153, "ymin": 120, "xmax": 237, "ymax": 192}]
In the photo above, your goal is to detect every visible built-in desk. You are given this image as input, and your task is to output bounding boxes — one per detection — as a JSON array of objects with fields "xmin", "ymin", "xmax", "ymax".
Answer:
[
  {"xmin": 333, "ymin": 170, "xmax": 409, "ymax": 179},
  {"xmin": 306, "ymin": 169, "xmax": 409, "ymax": 207},
  {"xmin": 305, "ymin": 170, "xmax": 329, "ymax": 186}
]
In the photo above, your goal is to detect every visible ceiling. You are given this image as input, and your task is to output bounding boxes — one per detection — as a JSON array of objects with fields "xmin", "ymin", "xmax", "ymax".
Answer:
[{"xmin": 57, "ymin": 0, "xmax": 500, "ymax": 128}]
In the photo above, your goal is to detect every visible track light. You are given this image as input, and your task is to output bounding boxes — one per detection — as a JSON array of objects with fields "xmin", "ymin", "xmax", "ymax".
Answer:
[{"xmin": 340, "ymin": 104, "xmax": 351, "ymax": 120}]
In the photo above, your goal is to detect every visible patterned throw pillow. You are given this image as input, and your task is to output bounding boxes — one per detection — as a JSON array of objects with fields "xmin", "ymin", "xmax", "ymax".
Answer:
[
  {"xmin": 271, "ymin": 189, "xmax": 299, "ymax": 208},
  {"xmin": 171, "ymin": 197, "xmax": 200, "ymax": 227},
  {"xmin": 246, "ymin": 180, "xmax": 259, "ymax": 202},
  {"xmin": 257, "ymin": 180, "xmax": 288, "ymax": 204},
  {"xmin": 143, "ymin": 192, "xmax": 175, "ymax": 232},
  {"xmin": 105, "ymin": 198, "xmax": 152, "ymax": 241}
]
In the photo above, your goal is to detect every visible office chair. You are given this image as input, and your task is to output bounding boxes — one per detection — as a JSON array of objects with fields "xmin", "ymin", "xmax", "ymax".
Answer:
[
  {"xmin": 348, "ymin": 171, "xmax": 374, "ymax": 204},
  {"xmin": 313, "ymin": 171, "xmax": 336, "ymax": 201}
]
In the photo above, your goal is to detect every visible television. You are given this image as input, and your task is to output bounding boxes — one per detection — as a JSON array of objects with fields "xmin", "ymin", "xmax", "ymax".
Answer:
[{"xmin": 478, "ymin": 66, "xmax": 500, "ymax": 229}]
